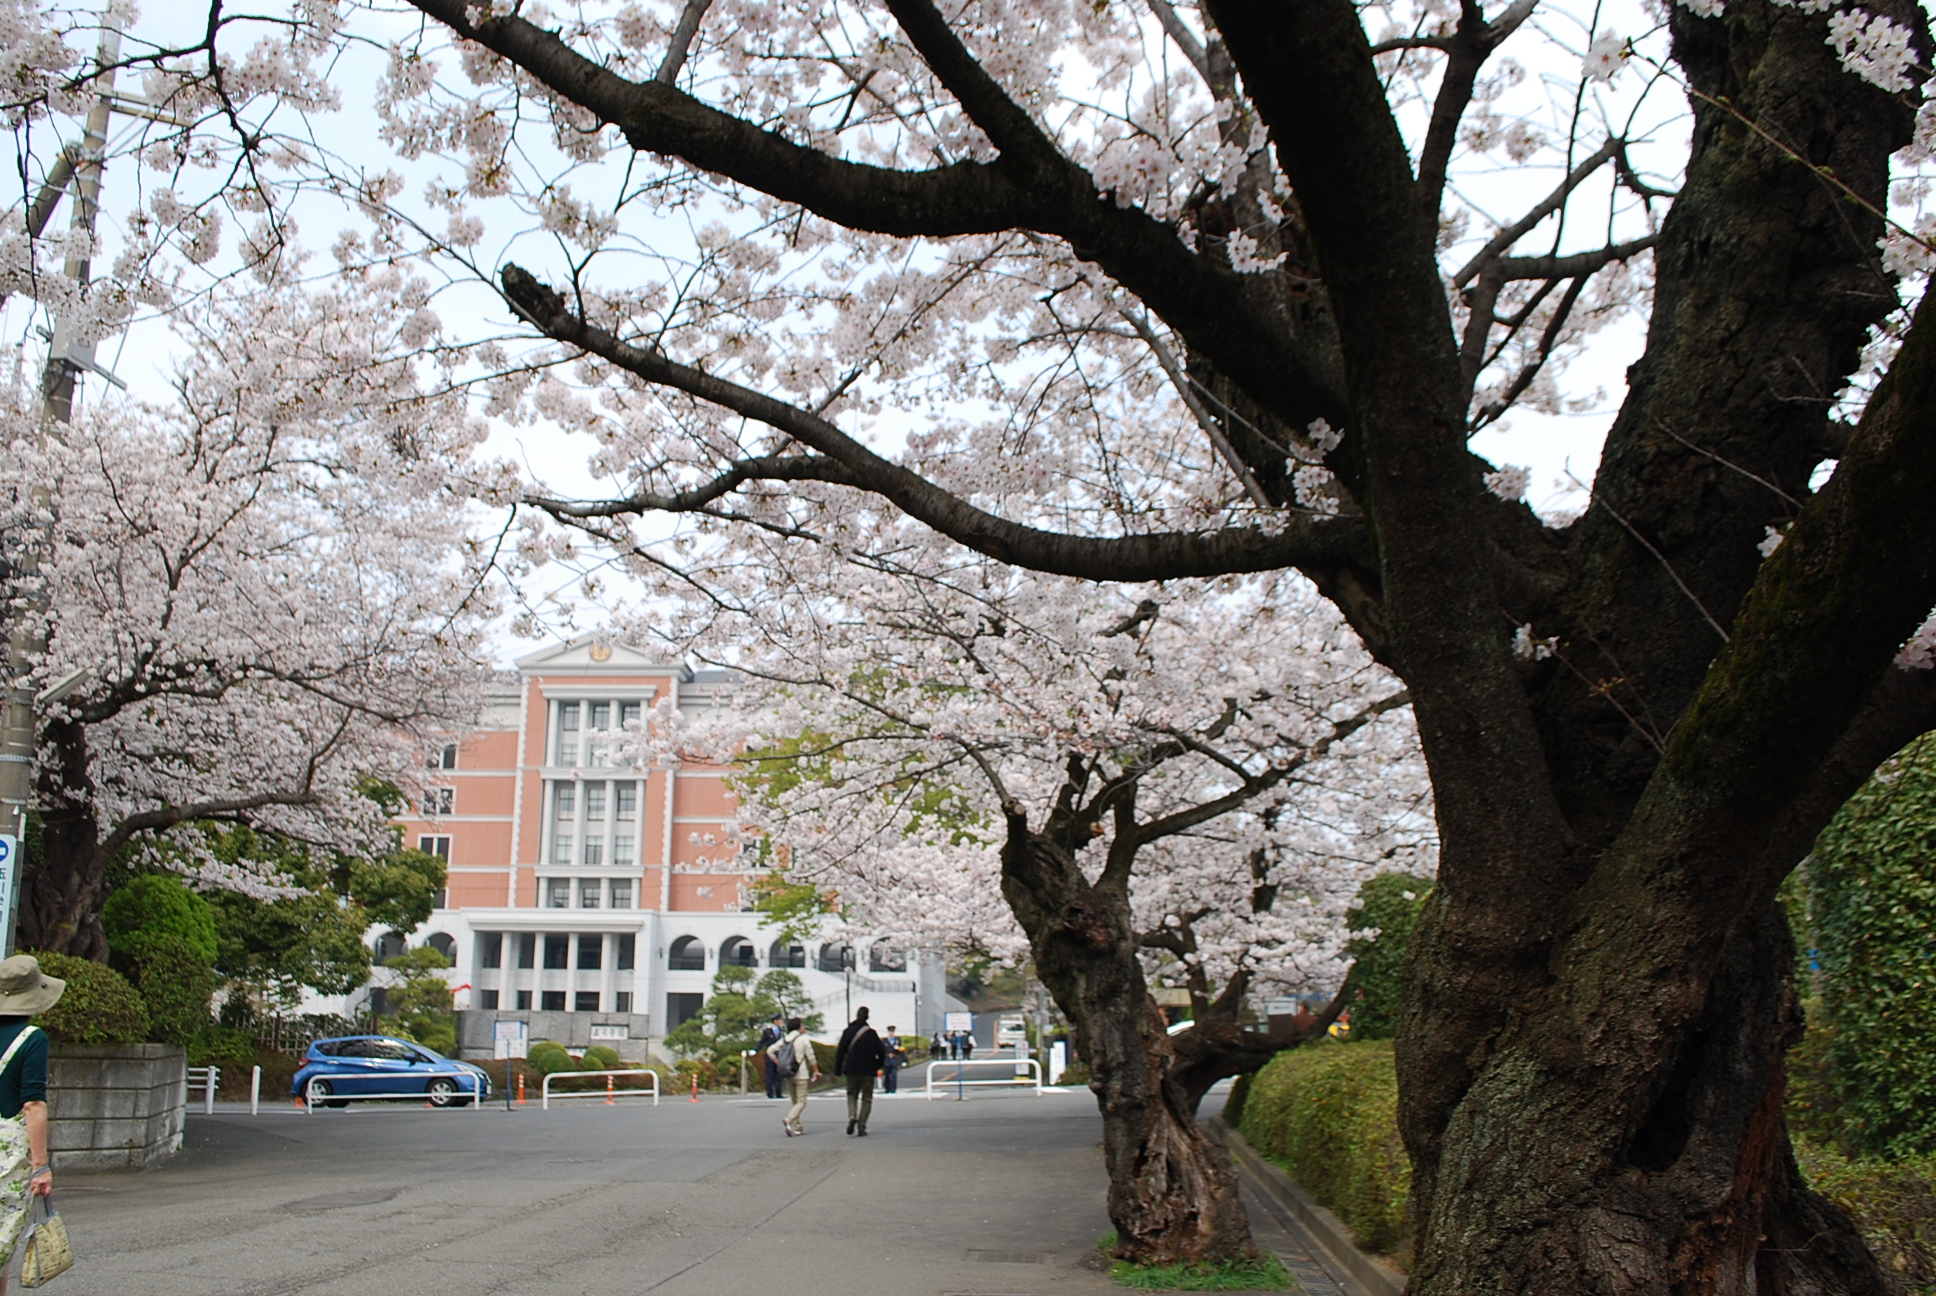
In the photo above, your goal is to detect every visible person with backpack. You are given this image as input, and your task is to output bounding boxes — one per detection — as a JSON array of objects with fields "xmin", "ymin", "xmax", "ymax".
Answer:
[
  {"xmin": 832, "ymin": 1006, "xmax": 886, "ymax": 1137},
  {"xmin": 755, "ymin": 1014, "xmax": 786, "ymax": 1099},
  {"xmin": 0, "ymin": 955, "xmax": 63, "ymax": 1293},
  {"xmin": 766, "ymin": 1017, "xmax": 821, "ymax": 1137}
]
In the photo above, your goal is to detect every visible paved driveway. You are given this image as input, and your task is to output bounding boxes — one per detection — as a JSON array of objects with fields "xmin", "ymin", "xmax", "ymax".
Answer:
[{"xmin": 53, "ymin": 1089, "xmax": 1124, "ymax": 1296}]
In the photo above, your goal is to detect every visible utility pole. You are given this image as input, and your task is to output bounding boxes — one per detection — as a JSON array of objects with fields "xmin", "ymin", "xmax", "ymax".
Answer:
[{"xmin": 0, "ymin": 20, "xmax": 122, "ymax": 956}]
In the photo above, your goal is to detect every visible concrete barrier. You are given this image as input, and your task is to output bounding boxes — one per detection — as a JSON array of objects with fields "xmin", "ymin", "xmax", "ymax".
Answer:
[{"xmin": 48, "ymin": 1043, "xmax": 187, "ymax": 1172}]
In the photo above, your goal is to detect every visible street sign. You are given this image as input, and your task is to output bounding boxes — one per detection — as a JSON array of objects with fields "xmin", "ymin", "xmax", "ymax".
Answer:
[
  {"xmin": 492, "ymin": 1019, "xmax": 529, "ymax": 1058},
  {"xmin": 943, "ymin": 1011, "xmax": 973, "ymax": 1033},
  {"xmin": 0, "ymin": 834, "xmax": 16, "ymax": 948},
  {"xmin": 589, "ymin": 1024, "xmax": 627, "ymax": 1041}
]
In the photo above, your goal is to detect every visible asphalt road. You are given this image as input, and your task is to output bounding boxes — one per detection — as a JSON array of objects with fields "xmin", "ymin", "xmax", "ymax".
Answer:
[{"xmin": 52, "ymin": 1087, "xmax": 1129, "ymax": 1296}]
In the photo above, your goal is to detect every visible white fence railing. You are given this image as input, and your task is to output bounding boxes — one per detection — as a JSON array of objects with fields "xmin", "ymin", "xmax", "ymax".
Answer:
[
  {"xmin": 303, "ymin": 1072, "xmax": 485, "ymax": 1113},
  {"xmin": 541, "ymin": 1069, "xmax": 660, "ymax": 1109},
  {"xmin": 924, "ymin": 1057, "xmax": 1043, "ymax": 1098},
  {"xmin": 186, "ymin": 1065, "xmax": 220, "ymax": 1114}
]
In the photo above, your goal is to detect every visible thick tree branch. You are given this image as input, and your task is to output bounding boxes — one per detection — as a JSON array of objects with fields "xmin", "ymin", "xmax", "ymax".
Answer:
[
  {"xmin": 500, "ymin": 265, "xmax": 1370, "ymax": 581},
  {"xmin": 1497, "ymin": 235, "xmax": 1657, "ymax": 282}
]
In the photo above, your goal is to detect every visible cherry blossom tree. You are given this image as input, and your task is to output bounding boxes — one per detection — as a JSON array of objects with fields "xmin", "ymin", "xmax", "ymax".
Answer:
[
  {"xmin": 0, "ymin": 265, "xmax": 501, "ymax": 956},
  {"xmin": 655, "ymin": 528, "xmax": 1430, "ymax": 1252},
  {"xmin": 16, "ymin": 0, "xmax": 1936, "ymax": 1285}
]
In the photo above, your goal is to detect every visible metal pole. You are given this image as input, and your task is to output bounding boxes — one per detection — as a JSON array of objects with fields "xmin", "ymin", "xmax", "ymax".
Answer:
[
  {"xmin": 250, "ymin": 1066, "xmax": 261, "ymax": 1116},
  {"xmin": 0, "ymin": 20, "xmax": 121, "ymax": 957}
]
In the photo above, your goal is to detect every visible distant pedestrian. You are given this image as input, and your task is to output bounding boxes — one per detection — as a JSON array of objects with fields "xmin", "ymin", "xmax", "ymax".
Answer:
[
  {"xmin": 880, "ymin": 1026, "xmax": 904, "ymax": 1095},
  {"xmin": 756, "ymin": 1014, "xmax": 786, "ymax": 1099},
  {"xmin": 960, "ymin": 1032, "xmax": 975, "ymax": 1060},
  {"xmin": 929, "ymin": 1034, "xmax": 946, "ymax": 1060},
  {"xmin": 0, "ymin": 955, "xmax": 63, "ymax": 1295},
  {"xmin": 767, "ymin": 1017, "xmax": 820, "ymax": 1136},
  {"xmin": 833, "ymin": 1006, "xmax": 886, "ymax": 1137}
]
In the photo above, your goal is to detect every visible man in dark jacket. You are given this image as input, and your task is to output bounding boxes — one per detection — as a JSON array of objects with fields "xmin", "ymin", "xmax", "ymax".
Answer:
[
  {"xmin": 756, "ymin": 1014, "xmax": 786, "ymax": 1099},
  {"xmin": 832, "ymin": 1006, "xmax": 885, "ymax": 1136}
]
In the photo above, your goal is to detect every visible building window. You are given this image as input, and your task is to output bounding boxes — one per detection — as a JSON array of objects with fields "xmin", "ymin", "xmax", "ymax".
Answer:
[
  {"xmin": 585, "ymin": 782, "xmax": 606, "ymax": 817},
  {"xmin": 611, "ymin": 880, "xmax": 632, "ymax": 910},
  {"xmin": 590, "ymin": 702, "xmax": 611, "ymax": 730},
  {"xmin": 612, "ymin": 835, "xmax": 634, "ymax": 867},
  {"xmin": 543, "ymin": 934, "xmax": 569, "ymax": 970},
  {"xmin": 427, "ymin": 932, "xmax": 456, "ymax": 960},
  {"xmin": 556, "ymin": 703, "xmax": 579, "ymax": 767},
  {"xmin": 579, "ymin": 881, "xmax": 601, "ymax": 909},
  {"xmin": 818, "ymin": 943, "xmax": 852, "ymax": 973},
  {"xmin": 667, "ymin": 992, "xmax": 703, "ymax": 1028},
  {"xmin": 541, "ymin": 990, "xmax": 566, "ymax": 1012},
  {"xmin": 578, "ymin": 935, "xmax": 603, "ymax": 970},
  {"xmin": 616, "ymin": 783, "xmax": 638, "ymax": 818},
  {"xmin": 869, "ymin": 942, "xmax": 908, "ymax": 972},
  {"xmin": 516, "ymin": 989, "xmax": 533, "ymax": 1010},
  {"xmin": 547, "ymin": 879, "xmax": 569, "ymax": 909},
  {"xmin": 617, "ymin": 934, "xmax": 636, "ymax": 970},
  {"xmin": 615, "ymin": 991, "xmax": 632, "ymax": 1014},
  {"xmin": 376, "ymin": 931, "xmax": 406, "ymax": 961},
  {"xmin": 583, "ymin": 836, "xmax": 604, "ymax": 867},
  {"xmin": 427, "ymin": 742, "xmax": 458, "ymax": 770},
  {"xmin": 554, "ymin": 783, "xmax": 575, "ymax": 819},
  {"xmin": 552, "ymin": 836, "xmax": 573, "ymax": 866},
  {"xmin": 668, "ymin": 936, "xmax": 704, "ymax": 970},
  {"xmin": 417, "ymin": 834, "xmax": 451, "ymax": 860},
  {"xmin": 720, "ymin": 936, "xmax": 757, "ymax": 968},
  {"xmin": 769, "ymin": 940, "xmax": 806, "ymax": 969},
  {"xmin": 620, "ymin": 701, "xmax": 641, "ymax": 727},
  {"xmin": 480, "ymin": 934, "xmax": 503, "ymax": 969},
  {"xmin": 480, "ymin": 990, "xmax": 499, "ymax": 1009},
  {"xmin": 516, "ymin": 933, "xmax": 536, "ymax": 969},
  {"xmin": 575, "ymin": 991, "xmax": 600, "ymax": 1013},
  {"xmin": 422, "ymin": 787, "xmax": 454, "ymax": 816},
  {"xmin": 432, "ymin": 887, "xmax": 448, "ymax": 909}
]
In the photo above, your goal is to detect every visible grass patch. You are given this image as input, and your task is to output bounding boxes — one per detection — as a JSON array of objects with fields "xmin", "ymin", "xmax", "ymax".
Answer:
[{"xmin": 1098, "ymin": 1232, "xmax": 1296, "ymax": 1291}]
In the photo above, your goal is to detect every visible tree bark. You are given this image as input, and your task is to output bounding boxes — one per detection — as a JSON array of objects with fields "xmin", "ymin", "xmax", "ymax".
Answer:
[
  {"xmin": 20, "ymin": 715, "xmax": 108, "ymax": 958},
  {"xmin": 998, "ymin": 818, "xmax": 1252, "ymax": 1264}
]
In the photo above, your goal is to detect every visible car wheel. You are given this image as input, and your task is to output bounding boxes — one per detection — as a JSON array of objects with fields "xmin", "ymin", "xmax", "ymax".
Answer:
[
  {"xmin": 310, "ymin": 1079, "xmax": 347, "ymax": 1109},
  {"xmin": 427, "ymin": 1078, "xmax": 459, "ymax": 1107}
]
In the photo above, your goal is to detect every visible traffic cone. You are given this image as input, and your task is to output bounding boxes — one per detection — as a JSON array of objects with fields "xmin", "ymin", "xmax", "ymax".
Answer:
[
  {"xmin": 605, "ymin": 1074, "xmax": 615, "ymax": 1106},
  {"xmin": 689, "ymin": 1073, "xmax": 699, "ymax": 1103},
  {"xmin": 517, "ymin": 1073, "xmax": 526, "ymax": 1106}
]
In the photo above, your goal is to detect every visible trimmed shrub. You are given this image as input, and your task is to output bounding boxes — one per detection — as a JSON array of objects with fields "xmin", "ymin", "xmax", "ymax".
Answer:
[
  {"xmin": 1238, "ymin": 1040, "xmax": 1410, "ymax": 1258},
  {"xmin": 128, "ymin": 934, "xmax": 217, "ymax": 1045},
  {"xmin": 27, "ymin": 951, "xmax": 150, "ymax": 1044},
  {"xmin": 1222, "ymin": 1072, "xmax": 1254, "ymax": 1126},
  {"xmin": 583, "ymin": 1044, "xmax": 621, "ymax": 1071},
  {"xmin": 1343, "ymin": 873, "xmax": 1433, "ymax": 1040},
  {"xmin": 1797, "ymin": 1142, "xmax": 1936, "ymax": 1288},
  {"xmin": 104, "ymin": 875, "xmax": 218, "ymax": 965},
  {"xmin": 527, "ymin": 1041, "xmax": 576, "ymax": 1075}
]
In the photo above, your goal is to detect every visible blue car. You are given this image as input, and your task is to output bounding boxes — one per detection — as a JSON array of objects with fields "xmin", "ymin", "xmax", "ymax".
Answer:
[{"xmin": 292, "ymin": 1035, "xmax": 492, "ymax": 1107}]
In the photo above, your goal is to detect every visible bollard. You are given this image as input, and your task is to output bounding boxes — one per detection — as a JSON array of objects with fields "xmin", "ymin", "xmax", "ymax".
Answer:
[
  {"xmin": 605, "ymin": 1074, "xmax": 615, "ymax": 1106},
  {"xmin": 250, "ymin": 1065, "xmax": 261, "ymax": 1117},
  {"xmin": 689, "ymin": 1073, "xmax": 699, "ymax": 1103},
  {"xmin": 517, "ymin": 1073, "xmax": 526, "ymax": 1106}
]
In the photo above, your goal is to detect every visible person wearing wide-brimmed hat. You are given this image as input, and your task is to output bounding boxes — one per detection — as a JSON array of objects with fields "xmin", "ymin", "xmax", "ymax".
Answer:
[{"xmin": 0, "ymin": 954, "xmax": 63, "ymax": 1292}]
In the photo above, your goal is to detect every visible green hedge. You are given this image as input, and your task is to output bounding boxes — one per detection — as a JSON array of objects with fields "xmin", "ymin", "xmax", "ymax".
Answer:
[
  {"xmin": 1235, "ymin": 1040, "xmax": 1411, "ymax": 1257},
  {"xmin": 27, "ymin": 951, "xmax": 150, "ymax": 1044},
  {"xmin": 1796, "ymin": 1143, "xmax": 1936, "ymax": 1289}
]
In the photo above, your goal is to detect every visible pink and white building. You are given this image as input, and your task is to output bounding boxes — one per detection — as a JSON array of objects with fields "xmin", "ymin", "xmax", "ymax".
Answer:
[{"xmin": 379, "ymin": 637, "xmax": 946, "ymax": 1058}]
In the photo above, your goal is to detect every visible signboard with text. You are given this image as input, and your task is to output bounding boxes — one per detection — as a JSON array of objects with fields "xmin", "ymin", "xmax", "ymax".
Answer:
[{"xmin": 943, "ymin": 1011, "xmax": 973, "ymax": 1034}]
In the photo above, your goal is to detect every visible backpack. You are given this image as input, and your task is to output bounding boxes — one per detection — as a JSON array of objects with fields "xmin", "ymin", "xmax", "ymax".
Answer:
[{"xmin": 772, "ymin": 1036, "xmax": 800, "ymax": 1078}]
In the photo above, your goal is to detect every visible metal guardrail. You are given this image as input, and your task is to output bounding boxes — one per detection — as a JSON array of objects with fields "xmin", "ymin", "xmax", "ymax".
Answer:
[
  {"xmin": 186, "ymin": 1065, "xmax": 220, "ymax": 1114},
  {"xmin": 541, "ymin": 1069, "xmax": 660, "ymax": 1109},
  {"xmin": 303, "ymin": 1072, "xmax": 485, "ymax": 1113},
  {"xmin": 924, "ymin": 1057, "xmax": 1043, "ymax": 1098}
]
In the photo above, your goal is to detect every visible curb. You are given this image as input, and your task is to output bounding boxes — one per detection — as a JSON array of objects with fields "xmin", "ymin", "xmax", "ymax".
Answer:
[{"xmin": 1205, "ymin": 1116, "xmax": 1408, "ymax": 1296}]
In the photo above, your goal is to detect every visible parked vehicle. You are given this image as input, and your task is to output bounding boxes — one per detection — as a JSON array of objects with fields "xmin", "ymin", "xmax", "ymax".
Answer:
[
  {"xmin": 292, "ymin": 1035, "xmax": 492, "ymax": 1107},
  {"xmin": 995, "ymin": 1014, "xmax": 1028, "ymax": 1047}
]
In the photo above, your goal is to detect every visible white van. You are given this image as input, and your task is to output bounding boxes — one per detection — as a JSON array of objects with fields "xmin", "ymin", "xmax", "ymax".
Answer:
[{"xmin": 996, "ymin": 1014, "xmax": 1027, "ymax": 1047}]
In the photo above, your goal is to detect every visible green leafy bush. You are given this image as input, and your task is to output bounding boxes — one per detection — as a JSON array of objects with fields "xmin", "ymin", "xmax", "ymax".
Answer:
[
  {"xmin": 1797, "ymin": 1142, "xmax": 1936, "ymax": 1289},
  {"xmin": 527, "ymin": 1041, "xmax": 577, "ymax": 1075},
  {"xmin": 26, "ymin": 951, "xmax": 150, "ymax": 1044},
  {"xmin": 1343, "ymin": 873, "xmax": 1434, "ymax": 1040},
  {"xmin": 1237, "ymin": 1040, "xmax": 1410, "ymax": 1259},
  {"xmin": 129, "ymin": 934, "xmax": 218, "ymax": 1045},
  {"xmin": 104, "ymin": 874, "xmax": 218, "ymax": 965},
  {"xmin": 583, "ymin": 1044, "xmax": 621, "ymax": 1071},
  {"xmin": 1794, "ymin": 735, "xmax": 1936, "ymax": 1158}
]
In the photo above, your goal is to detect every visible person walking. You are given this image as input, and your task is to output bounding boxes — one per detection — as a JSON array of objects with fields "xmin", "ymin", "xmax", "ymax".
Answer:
[
  {"xmin": 880, "ymin": 1026, "xmax": 904, "ymax": 1095},
  {"xmin": 0, "ymin": 955, "xmax": 63, "ymax": 1295},
  {"xmin": 767, "ymin": 1016, "xmax": 821, "ymax": 1136},
  {"xmin": 832, "ymin": 1006, "xmax": 885, "ymax": 1137},
  {"xmin": 756, "ymin": 1014, "xmax": 786, "ymax": 1099}
]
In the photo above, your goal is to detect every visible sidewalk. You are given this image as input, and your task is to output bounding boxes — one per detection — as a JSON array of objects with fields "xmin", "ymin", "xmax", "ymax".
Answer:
[{"xmin": 49, "ymin": 1087, "xmax": 1366, "ymax": 1295}]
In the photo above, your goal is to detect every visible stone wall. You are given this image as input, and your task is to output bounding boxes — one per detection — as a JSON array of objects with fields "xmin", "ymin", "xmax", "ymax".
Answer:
[{"xmin": 49, "ymin": 1044, "xmax": 187, "ymax": 1172}]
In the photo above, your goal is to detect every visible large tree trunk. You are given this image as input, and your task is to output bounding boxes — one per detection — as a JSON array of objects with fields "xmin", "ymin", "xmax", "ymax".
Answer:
[
  {"xmin": 998, "ymin": 817, "xmax": 1252, "ymax": 1265},
  {"xmin": 19, "ymin": 715, "xmax": 109, "ymax": 958}
]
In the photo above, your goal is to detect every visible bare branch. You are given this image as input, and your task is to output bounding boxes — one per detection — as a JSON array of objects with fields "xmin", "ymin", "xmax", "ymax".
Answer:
[
  {"xmin": 1143, "ymin": 0, "xmax": 1213, "ymax": 82},
  {"xmin": 653, "ymin": 0, "xmax": 713, "ymax": 85},
  {"xmin": 1453, "ymin": 136, "xmax": 1623, "ymax": 287},
  {"xmin": 1122, "ymin": 308, "xmax": 1274, "ymax": 508},
  {"xmin": 1498, "ymin": 234, "xmax": 1657, "ymax": 282}
]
